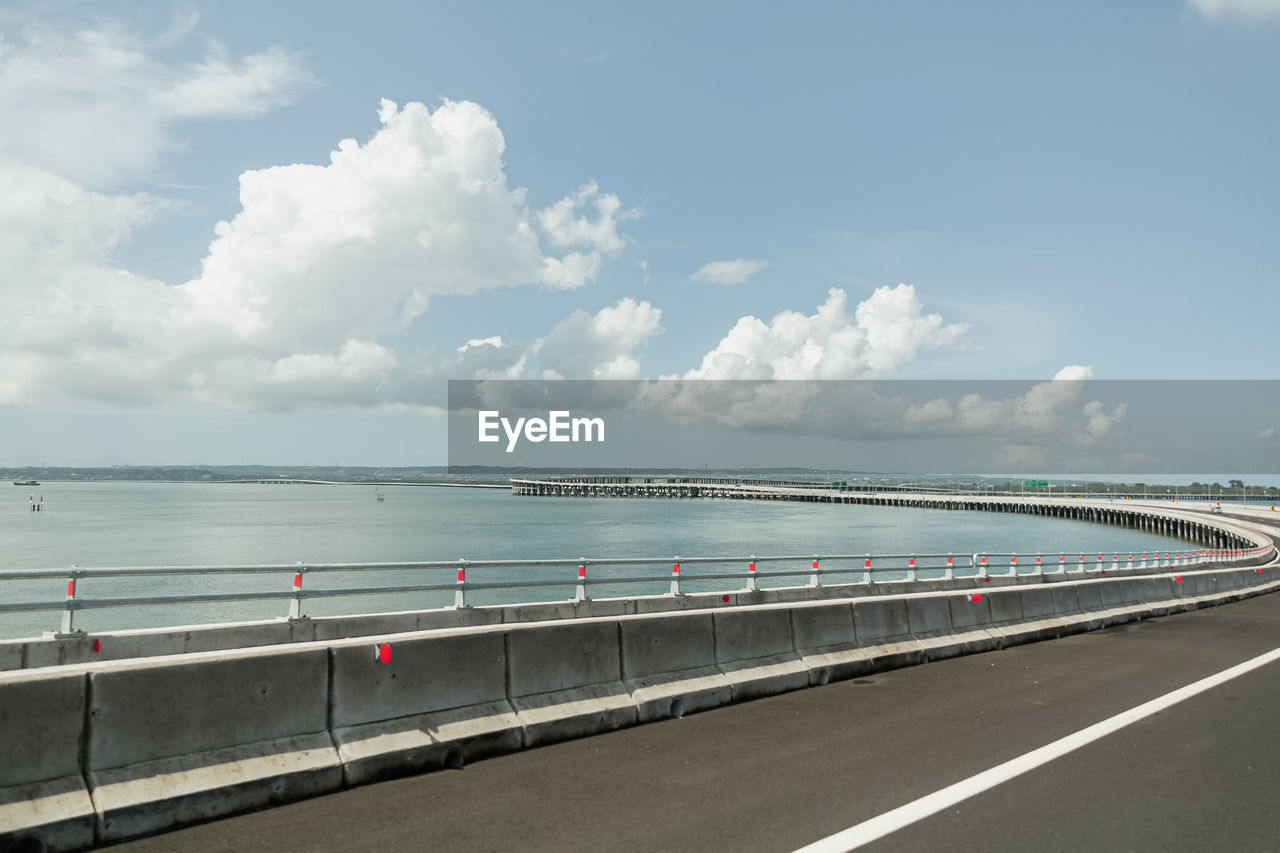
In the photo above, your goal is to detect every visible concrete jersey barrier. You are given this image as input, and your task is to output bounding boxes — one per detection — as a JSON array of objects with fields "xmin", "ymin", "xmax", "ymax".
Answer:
[{"xmin": 3, "ymin": 563, "xmax": 1280, "ymax": 852}]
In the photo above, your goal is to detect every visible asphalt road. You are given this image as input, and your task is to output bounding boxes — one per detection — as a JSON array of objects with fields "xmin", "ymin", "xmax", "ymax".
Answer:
[{"xmin": 103, "ymin": 576, "xmax": 1280, "ymax": 852}]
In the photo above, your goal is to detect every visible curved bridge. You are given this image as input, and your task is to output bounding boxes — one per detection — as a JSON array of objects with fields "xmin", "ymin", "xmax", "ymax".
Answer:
[{"xmin": 1, "ymin": 491, "xmax": 1277, "ymax": 852}]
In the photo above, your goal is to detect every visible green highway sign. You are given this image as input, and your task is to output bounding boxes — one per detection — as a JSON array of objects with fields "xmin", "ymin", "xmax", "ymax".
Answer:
[{"xmin": 1024, "ymin": 479, "xmax": 1049, "ymax": 487}]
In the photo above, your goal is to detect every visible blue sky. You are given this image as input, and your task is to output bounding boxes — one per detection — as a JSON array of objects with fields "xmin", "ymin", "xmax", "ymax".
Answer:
[{"xmin": 0, "ymin": 1, "xmax": 1277, "ymax": 466}]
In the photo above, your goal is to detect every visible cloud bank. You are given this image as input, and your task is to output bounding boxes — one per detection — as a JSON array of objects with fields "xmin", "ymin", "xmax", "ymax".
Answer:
[
  {"xmin": 685, "ymin": 285, "xmax": 969, "ymax": 379},
  {"xmin": 0, "ymin": 17, "xmax": 980, "ymax": 420},
  {"xmin": 0, "ymin": 20, "xmax": 646, "ymax": 410}
]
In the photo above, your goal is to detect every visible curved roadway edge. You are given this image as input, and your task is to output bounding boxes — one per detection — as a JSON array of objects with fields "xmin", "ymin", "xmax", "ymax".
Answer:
[{"xmin": 0, "ymin": 544, "xmax": 1277, "ymax": 851}]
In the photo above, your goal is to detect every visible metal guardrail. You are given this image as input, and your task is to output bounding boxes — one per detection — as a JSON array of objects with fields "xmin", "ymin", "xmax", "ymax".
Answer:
[{"xmin": 0, "ymin": 545, "xmax": 1269, "ymax": 636}]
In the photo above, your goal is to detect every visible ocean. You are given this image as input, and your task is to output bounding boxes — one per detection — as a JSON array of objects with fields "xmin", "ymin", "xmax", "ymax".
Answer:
[{"xmin": 1, "ymin": 482, "xmax": 1193, "ymax": 639}]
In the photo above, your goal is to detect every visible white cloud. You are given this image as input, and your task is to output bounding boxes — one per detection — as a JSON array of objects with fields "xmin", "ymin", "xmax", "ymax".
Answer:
[
  {"xmin": 685, "ymin": 284, "xmax": 968, "ymax": 379},
  {"xmin": 537, "ymin": 298, "xmax": 663, "ymax": 379},
  {"xmin": 0, "ymin": 13, "xmax": 639, "ymax": 411},
  {"xmin": 176, "ymin": 97, "xmax": 562, "ymax": 350},
  {"xmin": 690, "ymin": 258, "xmax": 768, "ymax": 285},
  {"xmin": 1187, "ymin": 0, "xmax": 1280, "ymax": 21},
  {"xmin": 1259, "ymin": 425, "xmax": 1276, "ymax": 440},
  {"xmin": 636, "ymin": 368, "xmax": 1128, "ymax": 471},
  {"xmin": 537, "ymin": 180, "xmax": 633, "ymax": 254},
  {"xmin": 0, "ymin": 22, "xmax": 315, "ymax": 188}
]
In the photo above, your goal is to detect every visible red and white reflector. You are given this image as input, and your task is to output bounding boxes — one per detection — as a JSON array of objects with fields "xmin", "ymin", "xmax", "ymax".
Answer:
[
  {"xmin": 577, "ymin": 564, "xmax": 585, "ymax": 579},
  {"xmin": 672, "ymin": 562, "xmax": 680, "ymax": 575},
  {"xmin": 375, "ymin": 642, "xmax": 391, "ymax": 664},
  {"xmin": 293, "ymin": 573, "xmax": 302, "ymax": 589},
  {"xmin": 969, "ymin": 593, "xmax": 982, "ymax": 603}
]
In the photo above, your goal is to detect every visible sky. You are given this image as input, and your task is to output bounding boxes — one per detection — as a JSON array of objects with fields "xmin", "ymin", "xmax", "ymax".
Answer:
[{"xmin": 0, "ymin": 0, "xmax": 1277, "ymax": 467}]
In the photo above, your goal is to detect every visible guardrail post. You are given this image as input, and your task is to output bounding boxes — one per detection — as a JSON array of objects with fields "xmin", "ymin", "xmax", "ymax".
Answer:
[
  {"xmin": 670, "ymin": 558, "xmax": 681, "ymax": 596},
  {"xmin": 747, "ymin": 556, "xmax": 757, "ymax": 591},
  {"xmin": 976, "ymin": 554, "xmax": 987, "ymax": 578},
  {"xmin": 1010, "ymin": 555, "xmax": 1017, "ymax": 577},
  {"xmin": 1140, "ymin": 552, "xmax": 1147, "ymax": 569},
  {"xmin": 455, "ymin": 560, "xmax": 469, "ymax": 608},
  {"xmin": 1126, "ymin": 553, "xmax": 1133, "ymax": 572},
  {"xmin": 905, "ymin": 554, "xmax": 914, "ymax": 583},
  {"xmin": 1078, "ymin": 553, "xmax": 1085, "ymax": 573},
  {"xmin": 1058, "ymin": 552, "xmax": 1065, "ymax": 573},
  {"xmin": 864, "ymin": 554, "xmax": 872, "ymax": 583},
  {"xmin": 59, "ymin": 566, "xmax": 81, "ymax": 635},
  {"xmin": 574, "ymin": 558, "xmax": 587, "ymax": 601},
  {"xmin": 810, "ymin": 555, "xmax": 821, "ymax": 587},
  {"xmin": 945, "ymin": 553, "xmax": 954, "ymax": 580},
  {"xmin": 1035, "ymin": 553, "xmax": 1042, "ymax": 576},
  {"xmin": 288, "ymin": 562, "xmax": 306, "ymax": 619}
]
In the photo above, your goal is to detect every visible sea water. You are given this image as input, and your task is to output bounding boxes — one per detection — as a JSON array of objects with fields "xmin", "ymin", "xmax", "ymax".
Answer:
[{"xmin": 0, "ymin": 482, "xmax": 1192, "ymax": 638}]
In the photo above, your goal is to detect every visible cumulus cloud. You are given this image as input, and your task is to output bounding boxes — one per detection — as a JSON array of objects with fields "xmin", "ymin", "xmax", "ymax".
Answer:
[
  {"xmin": 537, "ymin": 180, "xmax": 633, "ymax": 253},
  {"xmin": 1187, "ymin": 0, "xmax": 1280, "ymax": 21},
  {"xmin": 177, "ymin": 97, "xmax": 567, "ymax": 350},
  {"xmin": 0, "ymin": 16, "xmax": 640, "ymax": 410},
  {"xmin": 690, "ymin": 258, "xmax": 768, "ymax": 285},
  {"xmin": 685, "ymin": 284, "xmax": 968, "ymax": 379}
]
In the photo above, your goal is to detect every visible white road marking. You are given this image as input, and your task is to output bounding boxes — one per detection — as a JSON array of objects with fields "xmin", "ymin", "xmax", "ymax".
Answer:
[{"xmin": 794, "ymin": 645, "xmax": 1280, "ymax": 853}]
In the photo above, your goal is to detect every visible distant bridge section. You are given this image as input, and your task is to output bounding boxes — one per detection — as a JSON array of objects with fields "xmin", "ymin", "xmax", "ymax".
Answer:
[{"xmin": 511, "ymin": 478, "xmax": 1267, "ymax": 553}]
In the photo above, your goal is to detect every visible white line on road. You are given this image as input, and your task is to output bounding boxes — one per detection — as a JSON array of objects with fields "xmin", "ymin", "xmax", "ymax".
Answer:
[{"xmin": 793, "ymin": 645, "xmax": 1280, "ymax": 853}]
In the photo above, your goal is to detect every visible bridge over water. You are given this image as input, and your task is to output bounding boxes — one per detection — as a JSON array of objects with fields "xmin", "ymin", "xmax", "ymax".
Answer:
[{"xmin": 2, "ymin": 491, "xmax": 1278, "ymax": 852}]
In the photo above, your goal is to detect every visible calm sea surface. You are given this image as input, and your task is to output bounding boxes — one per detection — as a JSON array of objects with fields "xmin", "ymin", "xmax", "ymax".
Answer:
[{"xmin": 1, "ymin": 482, "xmax": 1192, "ymax": 638}]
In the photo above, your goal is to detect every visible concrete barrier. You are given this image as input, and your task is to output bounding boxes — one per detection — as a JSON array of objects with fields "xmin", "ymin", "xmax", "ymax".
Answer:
[
  {"xmin": 1049, "ymin": 584, "xmax": 1081, "ymax": 618},
  {"xmin": 987, "ymin": 589, "xmax": 1025, "ymax": 625},
  {"xmin": 3, "ymin": 564, "xmax": 1202, "ymax": 675},
  {"xmin": 713, "ymin": 608, "xmax": 808, "ymax": 701},
  {"xmin": 852, "ymin": 599, "xmax": 923, "ymax": 670},
  {"xmin": 86, "ymin": 647, "xmax": 338, "ymax": 842},
  {"xmin": 329, "ymin": 628, "xmax": 517, "ymax": 785},
  {"xmin": 506, "ymin": 620, "xmax": 634, "ymax": 747},
  {"xmin": 620, "ymin": 612, "xmax": 728, "ymax": 722},
  {"xmin": 0, "ymin": 670, "xmax": 94, "ymax": 852},
  {"xmin": 790, "ymin": 602, "xmax": 865, "ymax": 684},
  {"xmin": 4, "ymin": 561, "xmax": 1280, "ymax": 852},
  {"xmin": 909, "ymin": 593, "xmax": 998, "ymax": 660},
  {"xmin": 0, "ymin": 641, "xmax": 24, "ymax": 671}
]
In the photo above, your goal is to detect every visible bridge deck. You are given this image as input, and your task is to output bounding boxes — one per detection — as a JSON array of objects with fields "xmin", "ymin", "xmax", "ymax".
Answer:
[{"xmin": 105, "ymin": 518, "xmax": 1280, "ymax": 852}]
